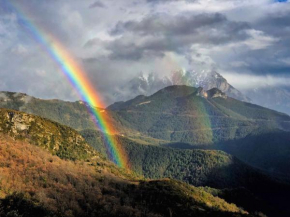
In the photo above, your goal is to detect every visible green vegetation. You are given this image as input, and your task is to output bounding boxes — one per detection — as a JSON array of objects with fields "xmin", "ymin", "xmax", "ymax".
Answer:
[
  {"xmin": 2, "ymin": 87, "xmax": 290, "ymax": 216},
  {"xmin": 0, "ymin": 110, "xmax": 255, "ymax": 217},
  {"xmin": 106, "ymin": 86, "xmax": 290, "ymax": 178},
  {"xmin": 81, "ymin": 130, "xmax": 290, "ymax": 217},
  {"xmin": 0, "ymin": 108, "xmax": 94, "ymax": 161},
  {"xmin": 217, "ymin": 129, "xmax": 290, "ymax": 176},
  {"xmin": 107, "ymin": 86, "xmax": 290, "ymax": 145}
]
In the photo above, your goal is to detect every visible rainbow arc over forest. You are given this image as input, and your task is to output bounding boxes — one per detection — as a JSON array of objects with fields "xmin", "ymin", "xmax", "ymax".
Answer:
[{"xmin": 8, "ymin": 1, "xmax": 129, "ymax": 169}]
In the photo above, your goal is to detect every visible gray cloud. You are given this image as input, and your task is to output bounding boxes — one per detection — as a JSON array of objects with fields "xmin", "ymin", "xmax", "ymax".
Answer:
[
  {"xmin": 89, "ymin": 1, "xmax": 106, "ymax": 8},
  {"xmin": 146, "ymin": 0, "xmax": 197, "ymax": 3},
  {"xmin": 0, "ymin": 0, "xmax": 289, "ymax": 106},
  {"xmin": 107, "ymin": 12, "xmax": 250, "ymax": 60},
  {"xmin": 111, "ymin": 13, "xmax": 249, "ymax": 36},
  {"xmin": 217, "ymin": 8, "xmax": 290, "ymax": 76}
]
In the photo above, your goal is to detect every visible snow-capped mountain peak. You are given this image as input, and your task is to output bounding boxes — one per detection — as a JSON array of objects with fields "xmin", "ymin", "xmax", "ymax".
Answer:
[{"xmin": 114, "ymin": 70, "xmax": 250, "ymax": 103}]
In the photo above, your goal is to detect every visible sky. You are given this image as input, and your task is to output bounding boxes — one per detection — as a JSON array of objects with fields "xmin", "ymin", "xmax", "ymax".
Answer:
[{"xmin": 0, "ymin": 0, "xmax": 289, "ymax": 104}]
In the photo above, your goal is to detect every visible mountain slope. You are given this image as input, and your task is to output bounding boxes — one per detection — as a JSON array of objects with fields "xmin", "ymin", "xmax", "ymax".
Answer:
[
  {"xmin": 0, "ymin": 108, "xmax": 252, "ymax": 217},
  {"xmin": 0, "ymin": 91, "xmax": 136, "ymax": 135},
  {"xmin": 107, "ymin": 85, "xmax": 290, "ymax": 177},
  {"xmin": 2, "ymin": 87, "xmax": 290, "ymax": 177},
  {"xmin": 108, "ymin": 85, "xmax": 290, "ymax": 143}
]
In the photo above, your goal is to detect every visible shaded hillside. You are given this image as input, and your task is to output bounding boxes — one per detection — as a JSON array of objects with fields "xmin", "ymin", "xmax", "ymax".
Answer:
[
  {"xmin": 216, "ymin": 129, "xmax": 290, "ymax": 176},
  {"xmin": 0, "ymin": 109, "xmax": 253, "ymax": 217},
  {"xmin": 163, "ymin": 128, "xmax": 290, "ymax": 177},
  {"xmin": 81, "ymin": 130, "xmax": 290, "ymax": 217}
]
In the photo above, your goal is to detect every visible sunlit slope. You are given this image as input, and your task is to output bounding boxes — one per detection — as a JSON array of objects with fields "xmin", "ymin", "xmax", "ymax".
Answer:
[
  {"xmin": 0, "ymin": 109, "xmax": 253, "ymax": 217},
  {"xmin": 0, "ymin": 91, "xmax": 134, "ymax": 133}
]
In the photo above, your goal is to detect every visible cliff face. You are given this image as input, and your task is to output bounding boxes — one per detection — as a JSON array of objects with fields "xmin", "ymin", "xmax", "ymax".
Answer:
[{"xmin": 206, "ymin": 88, "xmax": 228, "ymax": 99}]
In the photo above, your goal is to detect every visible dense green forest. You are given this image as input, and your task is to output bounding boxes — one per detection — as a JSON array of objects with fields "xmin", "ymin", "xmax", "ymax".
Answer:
[{"xmin": 81, "ymin": 130, "xmax": 290, "ymax": 217}]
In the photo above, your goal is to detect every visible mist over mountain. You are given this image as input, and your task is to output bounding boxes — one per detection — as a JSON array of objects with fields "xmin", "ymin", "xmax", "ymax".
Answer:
[
  {"xmin": 243, "ymin": 86, "xmax": 290, "ymax": 115},
  {"xmin": 114, "ymin": 70, "xmax": 250, "ymax": 103},
  {"xmin": 114, "ymin": 70, "xmax": 290, "ymax": 116}
]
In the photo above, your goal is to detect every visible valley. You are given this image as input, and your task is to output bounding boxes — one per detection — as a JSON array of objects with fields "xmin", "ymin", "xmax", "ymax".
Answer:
[
  {"xmin": 0, "ymin": 108, "xmax": 259, "ymax": 217},
  {"xmin": 1, "ymin": 86, "xmax": 290, "ymax": 216}
]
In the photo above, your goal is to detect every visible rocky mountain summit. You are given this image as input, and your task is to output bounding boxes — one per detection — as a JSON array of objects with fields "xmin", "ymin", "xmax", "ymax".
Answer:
[{"xmin": 114, "ymin": 70, "xmax": 250, "ymax": 103}]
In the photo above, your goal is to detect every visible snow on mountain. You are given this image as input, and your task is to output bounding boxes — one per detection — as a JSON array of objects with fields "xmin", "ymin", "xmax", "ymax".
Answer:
[{"xmin": 113, "ymin": 70, "xmax": 250, "ymax": 103}]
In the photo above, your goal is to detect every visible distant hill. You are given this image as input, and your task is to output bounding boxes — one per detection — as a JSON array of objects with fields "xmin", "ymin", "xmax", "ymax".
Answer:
[
  {"xmin": 0, "ymin": 108, "xmax": 253, "ymax": 217},
  {"xmin": 109, "ymin": 85, "xmax": 290, "ymax": 141}
]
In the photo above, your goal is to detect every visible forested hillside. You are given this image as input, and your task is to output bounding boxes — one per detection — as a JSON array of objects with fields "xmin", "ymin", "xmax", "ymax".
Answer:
[
  {"xmin": 0, "ymin": 108, "xmax": 253, "ymax": 217},
  {"xmin": 81, "ymin": 130, "xmax": 290, "ymax": 217},
  {"xmin": 108, "ymin": 86, "xmax": 290, "ymax": 145},
  {"xmin": 2, "ymin": 88, "xmax": 290, "ymax": 216}
]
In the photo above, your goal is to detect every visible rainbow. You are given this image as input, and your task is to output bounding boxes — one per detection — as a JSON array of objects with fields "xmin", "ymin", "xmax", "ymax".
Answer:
[{"xmin": 7, "ymin": 1, "xmax": 129, "ymax": 169}]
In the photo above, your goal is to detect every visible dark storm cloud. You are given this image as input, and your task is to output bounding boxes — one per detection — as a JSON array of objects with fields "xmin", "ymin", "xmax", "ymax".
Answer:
[
  {"xmin": 254, "ymin": 8, "xmax": 290, "ymax": 38},
  {"xmin": 107, "ymin": 13, "xmax": 251, "ymax": 60}
]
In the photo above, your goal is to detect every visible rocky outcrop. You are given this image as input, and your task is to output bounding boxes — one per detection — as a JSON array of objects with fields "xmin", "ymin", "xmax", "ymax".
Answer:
[
  {"xmin": 0, "ymin": 108, "xmax": 94, "ymax": 160},
  {"xmin": 206, "ymin": 88, "xmax": 228, "ymax": 99}
]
